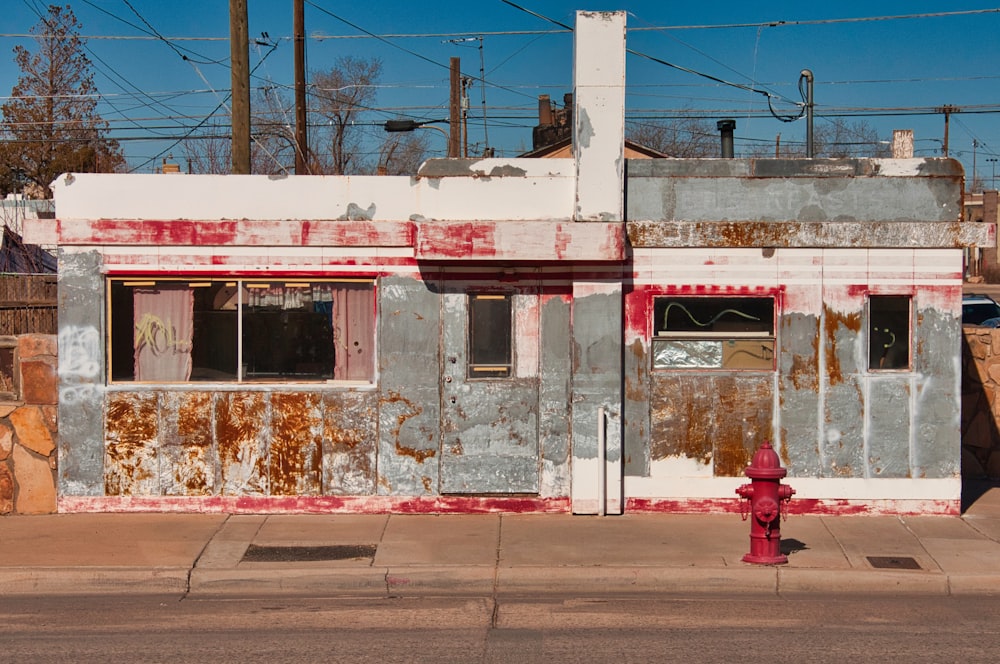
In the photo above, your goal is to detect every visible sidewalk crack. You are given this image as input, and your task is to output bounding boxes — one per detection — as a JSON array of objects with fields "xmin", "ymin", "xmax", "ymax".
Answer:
[{"xmin": 185, "ymin": 514, "xmax": 233, "ymax": 597}]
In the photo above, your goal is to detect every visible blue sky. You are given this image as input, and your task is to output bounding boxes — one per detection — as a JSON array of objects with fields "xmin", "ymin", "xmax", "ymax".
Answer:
[{"xmin": 2, "ymin": 1, "xmax": 999, "ymax": 185}]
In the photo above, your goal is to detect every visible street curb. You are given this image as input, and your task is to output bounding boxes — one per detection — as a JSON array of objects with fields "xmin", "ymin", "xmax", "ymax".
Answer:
[
  {"xmin": 777, "ymin": 568, "xmax": 950, "ymax": 595},
  {"xmin": 7, "ymin": 566, "xmax": 1000, "ymax": 598},
  {"xmin": 943, "ymin": 573, "xmax": 1000, "ymax": 596},
  {"xmin": 496, "ymin": 565, "xmax": 778, "ymax": 595},
  {"xmin": 0, "ymin": 567, "xmax": 191, "ymax": 595}
]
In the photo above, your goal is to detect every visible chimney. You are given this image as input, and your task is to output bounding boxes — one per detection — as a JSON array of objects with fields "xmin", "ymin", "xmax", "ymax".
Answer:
[
  {"xmin": 538, "ymin": 94, "xmax": 553, "ymax": 125},
  {"xmin": 717, "ymin": 119, "xmax": 736, "ymax": 158},
  {"xmin": 892, "ymin": 130, "xmax": 914, "ymax": 158}
]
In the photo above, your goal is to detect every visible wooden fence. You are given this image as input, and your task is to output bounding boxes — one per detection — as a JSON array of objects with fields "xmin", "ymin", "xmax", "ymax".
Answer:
[{"xmin": 0, "ymin": 274, "xmax": 57, "ymax": 335}]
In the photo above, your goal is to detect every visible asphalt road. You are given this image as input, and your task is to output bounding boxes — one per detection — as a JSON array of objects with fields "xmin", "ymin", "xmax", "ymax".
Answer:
[{"xmin": 2, "ymin": 593, "xmax": 998, "ymax": 663}]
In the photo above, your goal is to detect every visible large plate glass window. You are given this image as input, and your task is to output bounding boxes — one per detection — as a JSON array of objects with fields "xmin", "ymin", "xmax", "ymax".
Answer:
[
  {"xmin": 868, "ymin": 294, "xmax": 911, "ymax": 371},
  {"xmin": 652, "ymin": 296, "xmax": 775, "ymax": 370},
  {"xmin": 108, "ymin": 278, "xmax": 375, "ymax": 383}
]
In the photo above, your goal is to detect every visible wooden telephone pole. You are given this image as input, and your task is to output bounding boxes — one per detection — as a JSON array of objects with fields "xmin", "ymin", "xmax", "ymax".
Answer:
[
  {"xmin": 294, "ymin": 0, "xmax": 309, "ymax": 173},
  {"xmin": 230, "ymin": 0, "xmax": 251, "ymax": 174}
]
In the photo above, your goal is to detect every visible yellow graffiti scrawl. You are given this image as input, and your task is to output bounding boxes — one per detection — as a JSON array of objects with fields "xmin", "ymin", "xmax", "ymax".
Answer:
[{"xmin": 134, "ymin": 313, "xmax": 192, "ymax": 355}]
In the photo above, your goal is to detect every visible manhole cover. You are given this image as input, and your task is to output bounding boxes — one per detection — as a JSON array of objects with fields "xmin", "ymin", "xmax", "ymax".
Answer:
[
  {"xmin": 866, "ymin": 556, "xmax": 921, "ymax": 570},
  {"xmin": 242, "ymin": 544, "xmax": 377, "ymax": 563}
]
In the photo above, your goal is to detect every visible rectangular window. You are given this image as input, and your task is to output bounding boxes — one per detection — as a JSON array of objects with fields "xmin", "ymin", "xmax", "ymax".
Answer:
[
  {"xmin": 109, "ymin": 278, "xmax": 375, "ymax": 383},
  {"xmin": 651, "ymin": 296, "xmax": 775, "ymax": 370},
  {"xmin": 468, "ymin": 293, "xmax": 512, "ymax": 378},
  {"xmin": 869, "ymin": 295, "xmax": 911, "ymax": 371}
]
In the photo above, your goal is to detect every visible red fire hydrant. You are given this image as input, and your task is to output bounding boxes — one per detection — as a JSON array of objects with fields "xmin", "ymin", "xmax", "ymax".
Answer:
[{"xmin": 735, "ymin": 441, "xmax": 795, "ymax": 565}]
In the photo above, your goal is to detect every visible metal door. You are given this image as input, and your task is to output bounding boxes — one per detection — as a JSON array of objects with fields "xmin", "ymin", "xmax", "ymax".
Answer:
[{"xmin": 439, "ymin": 277, "xmax": 540, "ymax": 494}]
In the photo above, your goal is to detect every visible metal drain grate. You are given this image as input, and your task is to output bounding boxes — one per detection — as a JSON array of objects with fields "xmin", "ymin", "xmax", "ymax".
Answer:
[
  {"xmin": 242, "ymin": 544, "xmax": 377, "ymax": 563},
  {"xmin": 866, "ymin": 556, "xmax": 921, "ymax": 570}
]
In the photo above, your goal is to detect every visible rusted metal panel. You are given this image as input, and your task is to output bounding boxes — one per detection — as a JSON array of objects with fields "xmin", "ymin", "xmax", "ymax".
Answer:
[
  {"xmin": 778, "ymin": 311, "xmax": 822, "ymax": 475},
  {"xmin": 868, "ymin": 379, "xmax": 912, "ymax": 477},
  {"xmin": 911, "ymin": 304, "xmax": 961, "ymax": 477},
  {"xmin": 624, "ymin": 337, "xmax": 650, "ymax": 476},
  {"xmin": 104, "ymin": 392, "xmax": 158, "ymax": 495},
  {"xmin": 650, "ymin": 374, "xmax": 772, "ymax": 477},
  {"xmin": 322, "ymin": 390, "xmax": 378, "ymax": 495},
  {"xmin": 377, "ymin": 275, "xmax": 441, "ymax": 495},
  {"xmin": 440, "ymin": 285, "xmax": 540, "ymax": 494},
  {"xmin": 269, "ymin": 392, "xmax": 323, "ymax": 496},
  {"xmin": 539, "ymin": 292, "xmax": 572, "ymax": 495},
  {"xmin": 215, "ymin": 392, "xmax": 269, "ymax": 496},
  {"xmin": 626, "ymin": 221, "xmax": 991, "ymax": 249},
  {"xmin": 822, "ymin": 298, "xmax": 866, "ymax": 477},
  {"xmin": 159, "ymin": 391, "xmax": 215, "ymax": 496}
]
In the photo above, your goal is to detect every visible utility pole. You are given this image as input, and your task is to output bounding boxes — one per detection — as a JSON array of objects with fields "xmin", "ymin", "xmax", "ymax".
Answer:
[
  {"xmin": 939, "ymin": 105, "xmax": 958, "ymax": 157},
  {"xmin": 973, "ymin": 138, "xmax": 979, "ymax": 189},
  {"xmin": 448, "ymin": 57, "xmax": 461, "ymax": 158},
  {"xmin": 293, "ymin": 0, "xmax": 308, "ymax": 174},
  {"xmin": 230, "ymin": 0, "xmax": 251, "ymax": 174}
]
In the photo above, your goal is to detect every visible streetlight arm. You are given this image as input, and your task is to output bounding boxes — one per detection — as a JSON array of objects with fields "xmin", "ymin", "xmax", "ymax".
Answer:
[{"xmin": 384, "ymin": 119, "xmax": 449, "ymax": 133}]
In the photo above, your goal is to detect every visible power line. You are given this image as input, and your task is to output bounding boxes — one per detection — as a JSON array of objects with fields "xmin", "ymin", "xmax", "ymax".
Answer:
[{"xmin": 630, "ymin": 8, "xmax": 1000, "ymax": 31}]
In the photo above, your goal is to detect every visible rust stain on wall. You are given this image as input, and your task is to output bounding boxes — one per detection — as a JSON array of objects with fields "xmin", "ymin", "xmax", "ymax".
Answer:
[
  {"xmin": 788, "ymin": 354, "xmax": 817, "ymax": 391},
  {"xmin": 823, "ymin": 306, "xmax": 861, "ymax": 386},
  {"xmin": 381, "ymin": 390, "xmax": 436, "ymax": 463},
  {"xmin": 105, "ymin": 392, "xmax": 158, "ymax": 496},
  {"xmin": 270, "ymin": 392, "xmax": 322, "ymax": 496},
  {"xmin": 650, "ymin": 374, "xmax": 772, "ymax": 477},
  {"xmin": 171, "ymin": 392, "xmax": 213, "ymax": 495},
  {"xmin": 650, "ymin": 376, "xmax": 711, "ymax": 463},
  {"xmin": 625, "ymin": 339, "xmax": 648, "ymax": 402},
  {"xmin": 177, "ymin": 392, "xmax": 213, "ymax": 448},
  {"xmin": 322, "ymin": 391, "xmax": 378, "ymax": 495},
  {"xmin": 215, "ymin": 392, "xmax": 268, "ymax": 495}
]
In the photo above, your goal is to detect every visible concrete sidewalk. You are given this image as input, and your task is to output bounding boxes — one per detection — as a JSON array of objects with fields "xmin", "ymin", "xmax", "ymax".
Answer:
[{"xmin": 3, "ymin": 489, "xmax": 1000, "ymax": 597}]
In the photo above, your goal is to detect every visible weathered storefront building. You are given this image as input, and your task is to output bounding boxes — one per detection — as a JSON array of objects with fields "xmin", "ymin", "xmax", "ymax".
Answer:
[{"xmin": 25, "ymin": 12, "xmax": 992, "ymax": 516}]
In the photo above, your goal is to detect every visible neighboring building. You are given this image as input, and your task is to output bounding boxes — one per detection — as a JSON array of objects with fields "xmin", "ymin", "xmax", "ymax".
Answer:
[
  {"xmin": 25, "ymin": 11, "xmax": 993, "ymax": 516},
  {"xmin": 963, "ymin": 189, "xmax": 999, "ymax": 281}
]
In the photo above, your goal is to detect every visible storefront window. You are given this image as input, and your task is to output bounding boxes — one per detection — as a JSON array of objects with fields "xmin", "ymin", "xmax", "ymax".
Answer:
[{"xmin": 109, "ymin": 278, "xmax": 375, "ymax": 383}]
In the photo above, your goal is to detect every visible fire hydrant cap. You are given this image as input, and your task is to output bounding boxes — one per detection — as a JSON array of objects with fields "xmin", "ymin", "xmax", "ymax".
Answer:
[{"xmin": 744, "ymin": 441, "xmax": 787, "ymax": 479}]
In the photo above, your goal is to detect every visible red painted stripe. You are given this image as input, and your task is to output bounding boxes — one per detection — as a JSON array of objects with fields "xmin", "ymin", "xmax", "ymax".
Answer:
[
  {"xmin": 58, "ymin": 495, "xmax": 571, "ymax": 514},
  {"xmin": 56, "ymin": 219, "xmax": 415, "ymax": 247},
  {"xmin": 56, "ymin": 495, "xmax": 959, "ymax": 516}
]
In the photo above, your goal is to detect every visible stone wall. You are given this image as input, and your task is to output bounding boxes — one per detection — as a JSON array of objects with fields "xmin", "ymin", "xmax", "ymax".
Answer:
[
  {"xmin": 962, "ymin": 327, "xmax": 1000, "ymax": 479},
  {"xmin": 0, "ymin": 334, "xmax": 57, "ymax": 514}
]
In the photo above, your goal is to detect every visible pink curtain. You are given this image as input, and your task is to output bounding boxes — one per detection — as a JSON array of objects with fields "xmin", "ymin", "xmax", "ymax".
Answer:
[
  {"xmin": 332, "ymin": 284, "xmax": 374, "ymax": 380},
  {"xmin": 134, "ymin": 288, "xmax": 194, "ymax": 381}
]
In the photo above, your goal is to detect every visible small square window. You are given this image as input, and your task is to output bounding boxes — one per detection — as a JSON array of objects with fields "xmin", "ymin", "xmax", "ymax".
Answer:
[
  {"xmin": 468, "ymin": 294, "xmax": 511, "ymax": 378},
  {"xmin": 869, "ymin": 295, "xmax": 910, "ymax": 371}
]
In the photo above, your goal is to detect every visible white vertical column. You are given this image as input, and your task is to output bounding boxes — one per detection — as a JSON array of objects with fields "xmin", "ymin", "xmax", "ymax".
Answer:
[{"xmin": 573, "ymin": 10, "xmax": 626, "ymax": 222}]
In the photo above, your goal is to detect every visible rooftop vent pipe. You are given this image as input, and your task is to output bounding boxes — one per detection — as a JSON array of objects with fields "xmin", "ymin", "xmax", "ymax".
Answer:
[{"xmin": 717, "ymin": 119, "xmax": 736, "ymax": 158}]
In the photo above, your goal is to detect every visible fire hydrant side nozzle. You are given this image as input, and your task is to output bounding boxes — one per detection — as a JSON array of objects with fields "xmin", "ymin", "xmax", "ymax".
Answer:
[{"xmin": 736, "ymin": 440, "xmax": 795, "ymax": 565}]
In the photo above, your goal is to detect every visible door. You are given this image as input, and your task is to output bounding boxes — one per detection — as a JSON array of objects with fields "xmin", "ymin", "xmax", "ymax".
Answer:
[{"xmin": 440, "ymin": 277, "xmax": 540, "ymax": 494}]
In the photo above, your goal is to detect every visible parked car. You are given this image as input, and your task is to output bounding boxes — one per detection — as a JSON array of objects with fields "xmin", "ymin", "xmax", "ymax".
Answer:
[{"xmin": 962, "ymin": 294, "xmax": 1000, "ymax": 326}]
